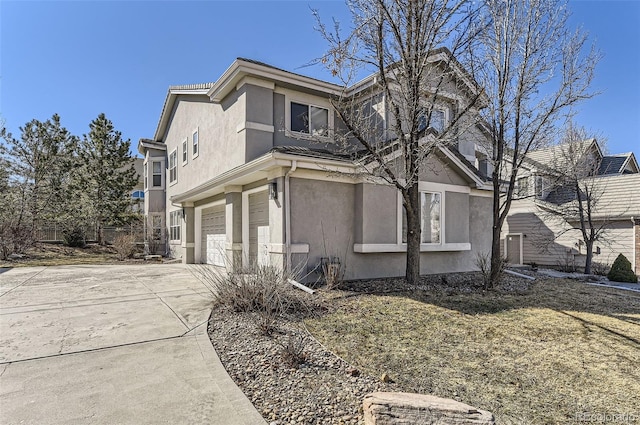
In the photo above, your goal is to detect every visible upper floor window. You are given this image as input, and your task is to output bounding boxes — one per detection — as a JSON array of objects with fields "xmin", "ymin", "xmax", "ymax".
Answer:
[
  {"xmin": 418, "ymin": 108, "xmax": 446, "ymax": 134},
  {"xmin": 182, "ymin": 139, "xmax": 188, "ymax": 165},
  {"xmin": 291, "ymin": 102, "xmax": 329, "ymax": 137},
  {"xmin": 131, "ymin": 190, "xmax": 145, "ymax": 199},
  {"xmin": 169, "ymin": 150, "xmax": 177, "ymax": 184},
  {"xmin": 401, "ymin": 192, "xmax": 442, "ymax": 244},
  {"xmin": 535, "ymin": 175, "xmax": 547, "ymax": 199},
  {"xmin": 192, "ymin": 129, "xmax": 199, "ymax": 158},
  {"xmin": 515, "ymin": 177, "xmax": 529, "ymax": 197},
  {"xmin": 169, "ymin": 210, "xmax": 181, "ymax": 241},
  {"xmin": 152, "ymin": 161, "xmax": 162, "ymax": 187},
  {"xmin": 144, "ymin": 164, "xmax": 148, "ymax": 190}
]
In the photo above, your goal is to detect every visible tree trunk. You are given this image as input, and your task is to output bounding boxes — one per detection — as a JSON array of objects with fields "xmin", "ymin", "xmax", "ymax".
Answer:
[
  {"xmin": 584, "ymin": 240, "xmax": 594, "ymax": 275},
  {"xmin": 97, "ymin": 221, "xmax": 105, "ymax": 246},
  {"xmin": 405, "ymin": 184, "xmax": 421, "ymax": 285},
  {"xmin": 488, "ymin": 164, "xmax": 504, "ymax": 290}
]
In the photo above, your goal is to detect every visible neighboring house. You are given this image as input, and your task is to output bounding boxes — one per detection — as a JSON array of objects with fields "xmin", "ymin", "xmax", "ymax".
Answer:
[
  {"xmin": 131, "ymin": 157, "xmax": 145, "ymax": 214},
  {"xmin": 502, "ymin": 139, "xmax": 640, "ymax": 274},
  {"xmin": 138, "ymin": 53, "xmax": 494, "ymax": 280}
]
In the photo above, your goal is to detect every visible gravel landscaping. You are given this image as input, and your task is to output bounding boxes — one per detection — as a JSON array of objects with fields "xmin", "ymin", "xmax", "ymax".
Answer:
[
  {"xmin": 207, "ymin": 271, "xmax": 537, "ymax": 424},
  {"xmin": 208, "ymin": 308, "xmax": 399, "ymax": 424}
]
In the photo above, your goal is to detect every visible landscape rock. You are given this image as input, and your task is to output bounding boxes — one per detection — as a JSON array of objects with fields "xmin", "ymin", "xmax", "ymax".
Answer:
[{"xmin": 363, "ymin": 392, "xmax": 494, "ymax": 425}]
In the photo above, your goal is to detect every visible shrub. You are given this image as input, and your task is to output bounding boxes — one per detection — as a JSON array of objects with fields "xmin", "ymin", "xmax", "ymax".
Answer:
[
  {"xmin": 475, "ymin": 252, "xmax": 507, "ymax": 289},
  {"xmin": 591, "ymin": 262, "xmax": 610, "ymax": 276},
  {"xmin": 557, "ymin": 251, "xmax": 577, "ymax": 273},
  {"xmin": 0, "ymin": 224, "xmax": 33, "ymax": 260},
  {"xmin": 607, "ymin": 254, "xmax": 638, "ymax": 283},
  {"xmin": 62, "ymin": 225, "xmax": 86, "ymax": 248},
  {"xmin": 112, "ymin": 233, "xmax": 137, "ymax": 261},
  {"xmin": 194, "ymin": 264, "xmax": 316, "ymax": 334},
  {"xmin": 278, "ymin": 331, "xmax": 308, "ymax": 368}
]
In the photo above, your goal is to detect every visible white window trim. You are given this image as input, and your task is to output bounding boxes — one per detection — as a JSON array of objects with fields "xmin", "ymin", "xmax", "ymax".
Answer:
[
  {"xmin": 396, "ymin": 189, "xmax": 444, "ymax": 246},
  {"xmin": 168, "ymin": 149, "xmax": 178, "ymax": 186},
  {"xmin": 182, "ymin": 139, "xmax": 188, "ymax": 165},
  {"xmin": 279, "ymin": 89, "xmax": 333, "ymax": 141},
  {"xmin": 192, "ymin": 128, "xmax": 199, "ymax": 159},
  {"xmin": 149, "ymin": 159, "xmax": 165, "ymax": 190},
  {"xmin": 418, "ymin": 106, "xmax": 449, "ymax": 133},
  {"xmin": 143, "ymin": 161, "xmax": 148, "ymax": 190},
  {"xmin": 149, "ymin": 213, "xmax": 164, "ymax": 242},
  {"xmin": 534, "ymin": 175, "xmax": 547, "ymax": 199},
  {"xmin": 169, "ymin": 210, "xmax": 182, "ymax": 242}
]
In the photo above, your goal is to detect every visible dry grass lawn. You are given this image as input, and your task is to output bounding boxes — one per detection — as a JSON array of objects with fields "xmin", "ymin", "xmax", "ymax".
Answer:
[
  {"xmin": 0, "ymin": 243, "xmax": 131, "ymax": 267},
  {"xmin": 305, "ymin": 278, "xmax": 640, "ymax": 424}
]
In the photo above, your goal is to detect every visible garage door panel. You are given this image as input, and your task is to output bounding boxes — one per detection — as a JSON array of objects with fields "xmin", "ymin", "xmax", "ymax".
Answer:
[
  {"xmin": 248, "ymin": 191, "xmax": 269, "ymax": 267},
  {"xmin": 201, "ymin": 205, "xmax": 225, "ymax": 266}
]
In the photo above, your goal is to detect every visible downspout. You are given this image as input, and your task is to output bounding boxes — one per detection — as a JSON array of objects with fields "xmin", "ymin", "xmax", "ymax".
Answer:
[{"xmin": 285, "ymin": 160, "xmax": 298, "ymax": 273}]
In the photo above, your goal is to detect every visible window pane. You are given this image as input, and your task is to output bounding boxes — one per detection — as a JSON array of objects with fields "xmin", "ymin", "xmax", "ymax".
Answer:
[
  {"xmin": 418, "ymin": 109, "xmax": 445, "ymax": 133},
  {"xmin": 153, "ymin": 175, "xmax": 162, "ymax": 187},
  {"xmin": 291, "ymin": 102, "xmax": 309, "ymax": 133},
  {"xmin": 153, "ymin": 162, "xmax": 161, "ymax": 174},
  {"xmin": 310, "ymin": 106, "xmax": 328, "ymax": 136},
  {"xmin": 182, "ymin": 141, "xmax": 187, "ymax": 162},
  {"xmin": 432, "ymin": 110, "xmax": 445, "ymax": 133},
  {"xmin": 401, "ymin": 193, "xmax": 441, "ymax": 244},
  {"xmin": 193, "ymin": 131, "xmax": 198, "ymax": 155},
  {"xmin": 421, "ymin": 192, "xmax": 440, "ymax": 243}
]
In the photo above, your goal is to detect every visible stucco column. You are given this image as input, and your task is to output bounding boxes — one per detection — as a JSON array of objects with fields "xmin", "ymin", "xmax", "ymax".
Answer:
[
  {"xmin": 225, "ymin": 187, "xmax": 243, "ymax": 272},
  {"xmin": 182, "ymin": 205, "xmax": 195, "ymax": 264},
  {"xmin": 268, "ymin": 176, "xmax": 286, "ymax": 270}
]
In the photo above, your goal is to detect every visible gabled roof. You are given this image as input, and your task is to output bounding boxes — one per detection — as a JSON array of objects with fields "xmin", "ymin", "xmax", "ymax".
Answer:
[
  {"xmin": 598, "ymin": 152, "xmax": 639, "ymax": 175},
  {"xmin": 152, "ymin": 49, "xmax": 485, "ymax": 144},
  {"xmin": 152, "ymin": 83, "xmax": 215, "ymax": 141},
  {"xmin": 525, "ymin": 139, "xmax": 601, "ymax": 170}
]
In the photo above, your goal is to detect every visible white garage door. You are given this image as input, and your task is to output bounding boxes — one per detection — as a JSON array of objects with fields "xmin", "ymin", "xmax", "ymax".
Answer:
[
  {"xmin": 201, "ymin": 205, "xmax": 225, "ymax": 266},
  {"xmin": 248, "ymin": 191, "xmax": 269, "ymax": 267}
]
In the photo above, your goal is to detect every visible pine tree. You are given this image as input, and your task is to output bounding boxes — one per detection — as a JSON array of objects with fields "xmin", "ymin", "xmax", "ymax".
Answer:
[
  {"xmin": 77, "ymin": 113, "xmax": 138, "ymax": 245},
  {"xmin": 0, "ymin": 114, "xmax": 77, "ymax": 243}
]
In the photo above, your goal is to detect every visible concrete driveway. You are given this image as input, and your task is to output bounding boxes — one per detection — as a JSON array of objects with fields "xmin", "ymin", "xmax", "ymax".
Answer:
[{"xmin": 0, "ymin": 264, "xmax": 265, "ymax": 425}]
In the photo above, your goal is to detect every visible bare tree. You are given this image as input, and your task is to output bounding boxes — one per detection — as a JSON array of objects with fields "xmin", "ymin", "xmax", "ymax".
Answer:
[
  {"xmin": 539, "ymin": 126, "xmax": 615, "ymax": 274},
  {"xmin": 315, "ymin": 0, "xmax": 484, "ymax": 284},
  {"xmin": 464, "ymin": 0, "xmax": 600, "ymax": 288}
]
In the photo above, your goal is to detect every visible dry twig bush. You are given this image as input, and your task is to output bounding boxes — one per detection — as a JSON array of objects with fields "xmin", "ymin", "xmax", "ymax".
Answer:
[
  {"xmin": 194, "ymin": 264, "xmax": 318, "ymax": 335},
  {"xmin": 111, "ymin": 233, "xmax": 137, "ymax": 261},
  {"xmin": 277, "ymin": 331, "xmax": 309, "ymax": 368}
]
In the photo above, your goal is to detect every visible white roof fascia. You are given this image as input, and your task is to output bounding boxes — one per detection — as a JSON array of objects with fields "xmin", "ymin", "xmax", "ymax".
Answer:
[
  {"xmin": 153, "ymin": 87, "xmax": 210, "ymax": 141},
  {"xmin": 437, "ymin": 145, "xmax": 489, "ymax": 189},
  {"xmin": 208, "ymin": 60, "xmax": 344, "ymax": 103}
]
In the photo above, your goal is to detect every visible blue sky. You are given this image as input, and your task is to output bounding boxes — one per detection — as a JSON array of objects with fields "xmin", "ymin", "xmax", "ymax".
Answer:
[{"xmin": 1, "ymin": 1, "xmax": 638, "ymax": 158}]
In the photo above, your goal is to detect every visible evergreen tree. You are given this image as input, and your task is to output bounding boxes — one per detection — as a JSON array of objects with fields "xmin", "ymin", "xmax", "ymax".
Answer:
[
  {"xmin": 77, "ymin": 113, "xmax": 137, "ymax": 245},
  {"xmin": 0, "ymin": 114, "xmax": 77, "ymax": 241}
]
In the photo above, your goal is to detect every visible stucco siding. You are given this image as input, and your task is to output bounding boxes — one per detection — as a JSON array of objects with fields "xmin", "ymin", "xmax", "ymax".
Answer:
[
  {"xmin": 419, "ymin": 154, "xmax": 469, "ymax": 186},
  {"xmin": 163, "ymin": 93, "xmax": 245, "ymax": 201},
  {"xmin": 356, "ymin": 184, "xmax": 398, "ymax": 244},
  {"xmin": 445, "ymin": 192, "xmax": 470, "ymax": 244},
  {"xmin": 290, "ymin": 177, "xmax": 491, "ymax": 280}
]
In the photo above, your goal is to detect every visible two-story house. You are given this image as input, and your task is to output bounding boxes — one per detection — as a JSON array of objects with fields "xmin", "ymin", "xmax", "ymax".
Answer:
[
  {"xmin": 138, "ymin": 52, "xmax": 494, "ymax": 280},
  {"xmin": 502, "ymin": 138, "xmax": 640, "ymax": 274}
]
